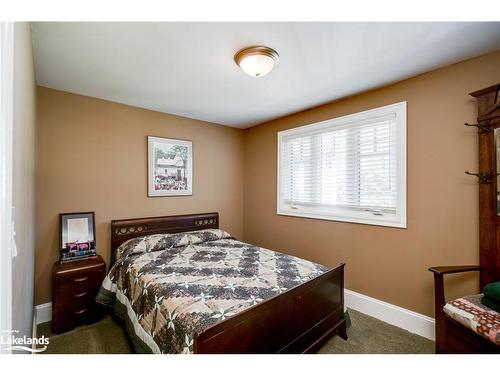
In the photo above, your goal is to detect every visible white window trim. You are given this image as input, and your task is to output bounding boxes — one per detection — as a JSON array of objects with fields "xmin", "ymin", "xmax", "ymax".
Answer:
[{"xmin": 277, "ymin": 101, "xmax": 407, "ymax": 229}]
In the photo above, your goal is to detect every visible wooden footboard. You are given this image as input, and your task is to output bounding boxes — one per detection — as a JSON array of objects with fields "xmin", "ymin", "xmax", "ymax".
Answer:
[{"xmin": 194, "ymin": 263, "xmax": 346, "ymax": 353}]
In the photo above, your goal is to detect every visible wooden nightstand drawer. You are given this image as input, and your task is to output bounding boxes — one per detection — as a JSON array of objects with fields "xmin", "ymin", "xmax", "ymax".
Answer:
[
  {"xmin": 55, "ymin": 284, "xmax": 99, "ymax": 308},
  {"xmin": 55, "ymin": 264, "xmax": 104, "ymax": 283},
  {"xmin": 73, "ymin": 290, "xmax": 93, "ymax": 306},
  {"xmin": 73, "ymin": 306, "xmax": 90, "ymax": 324},
  {"xmin": 59, "ymin": 270, "xmax": 104, "ymax": 291},
  {"xmin": 52, "ymin": 255, "xmax": 106, "ymax": 334}
]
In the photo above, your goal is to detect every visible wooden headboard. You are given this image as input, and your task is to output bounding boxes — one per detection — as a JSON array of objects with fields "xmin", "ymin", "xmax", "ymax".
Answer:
[{"xmin": 110, "ymin": 212, "xmax": 219, "ymax": 265}]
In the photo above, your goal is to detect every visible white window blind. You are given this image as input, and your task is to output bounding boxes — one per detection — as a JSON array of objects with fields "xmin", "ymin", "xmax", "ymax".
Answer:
[{"xmin": 277, "ymin": 102, "xmax": 406, "ymax": 228}]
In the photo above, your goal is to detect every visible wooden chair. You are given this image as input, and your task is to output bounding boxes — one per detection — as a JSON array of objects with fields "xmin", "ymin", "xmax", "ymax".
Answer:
[{"xmin": 429, "ymin": 84, "xmax": 500, "ymax": 354}]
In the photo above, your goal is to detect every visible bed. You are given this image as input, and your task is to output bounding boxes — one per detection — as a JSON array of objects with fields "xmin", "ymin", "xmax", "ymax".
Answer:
[{"xmin": 96, "ymin": 212, "xmax": 346, "ymax": 353}]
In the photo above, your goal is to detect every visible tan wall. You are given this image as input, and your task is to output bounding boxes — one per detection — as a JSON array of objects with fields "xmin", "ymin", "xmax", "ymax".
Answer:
[
  {"xmin": 35, "ymin": 87, "xmax": 244, "ymax": 305},
  {"xmin": 36, "ymin": 52, "xmax": 500, "ymax": 315},
  {"xmin": 243, "ymin": 51, "xmax": 500, "ymax": 317}
]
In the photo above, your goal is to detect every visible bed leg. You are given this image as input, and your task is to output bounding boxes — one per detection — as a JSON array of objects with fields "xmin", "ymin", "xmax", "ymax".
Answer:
[{"xmin": 338, "ymin": 320, "xmax": 348, "ymax": 341}]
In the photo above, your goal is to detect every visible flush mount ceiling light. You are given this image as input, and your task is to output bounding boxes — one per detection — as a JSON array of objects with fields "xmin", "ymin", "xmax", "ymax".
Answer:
[{"xmin": 234, "ymin": 46, "xmax": 279, "ymax": 78}]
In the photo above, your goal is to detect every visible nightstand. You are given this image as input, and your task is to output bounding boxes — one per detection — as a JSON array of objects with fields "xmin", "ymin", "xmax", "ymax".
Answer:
[{"xmin": 51, "ymin": 255, "xmax": 106, "ymax": 334}]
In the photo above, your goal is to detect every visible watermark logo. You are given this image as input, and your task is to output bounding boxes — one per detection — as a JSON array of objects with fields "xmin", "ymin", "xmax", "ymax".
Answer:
[{"xmin": 1, "ymin": 330, "xmax": 49, "ymax": 353}]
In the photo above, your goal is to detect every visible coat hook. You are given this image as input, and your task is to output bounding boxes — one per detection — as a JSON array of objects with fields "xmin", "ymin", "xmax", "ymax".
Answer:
[
  {"xmin": 465, "ymin": 171, "xmax": 498, "ymax": 184},
  {"xmin": 464, "ymin": 121, "xmax": 492, "ymax": 134}
]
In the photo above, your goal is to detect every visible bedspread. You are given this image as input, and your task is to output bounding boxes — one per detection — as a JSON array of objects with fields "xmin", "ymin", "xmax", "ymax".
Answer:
[{"xmin": 96, "ymin": 229, "xmax": 328, "ymax": 353}]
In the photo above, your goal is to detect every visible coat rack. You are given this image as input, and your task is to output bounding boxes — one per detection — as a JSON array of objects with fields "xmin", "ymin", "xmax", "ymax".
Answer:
[
  {"xmin": 467, "ymin": 83, "xmax": 500, "ymax": 289},
  {"xmin": 464, "ymin": 85, "xmax": 499, "ymax": 183},
  {"xmin": 464, "ymin": 119, "xmax": 496, "ymax": 183}
]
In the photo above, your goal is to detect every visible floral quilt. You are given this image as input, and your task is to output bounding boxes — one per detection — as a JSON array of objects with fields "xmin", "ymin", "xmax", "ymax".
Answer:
[{"xmin": 96, "ymin": 229, "xmax": 328, "ymax": 354}]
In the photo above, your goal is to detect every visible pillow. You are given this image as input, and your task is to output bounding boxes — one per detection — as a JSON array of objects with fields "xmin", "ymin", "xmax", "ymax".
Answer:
[
  {"xmin": 182, "ymin": 228, "xmax": 233, "ymax": 246},
  {"xmin": 115, "ymin": 229, "xmax": 232, "ymax": 260}
]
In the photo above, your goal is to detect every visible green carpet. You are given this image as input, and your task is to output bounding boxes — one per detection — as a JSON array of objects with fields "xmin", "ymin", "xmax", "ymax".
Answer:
[
  {"xmin": 37, "ymin": 315, "xmax": 133, "ymax": 354},
  {"xmin": 318, "ymin": 309, "xmax": 434, "ymax": 354},
  {"xmin": 37, "ymin": 309, "xmax": 434, "ymax": 354}
]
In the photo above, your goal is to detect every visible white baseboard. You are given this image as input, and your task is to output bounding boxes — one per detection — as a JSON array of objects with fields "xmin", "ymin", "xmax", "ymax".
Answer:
[
  {"xmin": 345, "ymin": 289, "xmax": 435, "ymax": 341},
  {"xmin": 35, "ymin": 302, "xmax": 52, "ymax": 325},
  {"xmin": 34, "ymin": 290, "xmax": 435, "ymax": 341}
]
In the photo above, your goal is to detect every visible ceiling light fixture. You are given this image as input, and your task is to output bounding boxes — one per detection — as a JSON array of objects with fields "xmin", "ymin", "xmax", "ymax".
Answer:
[{"xmin": 234, "ymin": 46, "xmax": 279, "ymax": 78}]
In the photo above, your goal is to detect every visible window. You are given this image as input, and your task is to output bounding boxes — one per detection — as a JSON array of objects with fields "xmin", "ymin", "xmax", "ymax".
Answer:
[{"xmin": 277, "ymin": 102, "xmax": 406, "ymax": 228}]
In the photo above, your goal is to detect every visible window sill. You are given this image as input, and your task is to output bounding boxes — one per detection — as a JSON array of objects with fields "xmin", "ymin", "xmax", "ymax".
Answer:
[{"xmin": 276, "ymin": 208, "xmax": 407, "ymax": 229}]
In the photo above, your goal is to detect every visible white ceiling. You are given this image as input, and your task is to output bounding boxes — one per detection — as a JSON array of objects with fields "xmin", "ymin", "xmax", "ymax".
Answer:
[{"xmin": 31, "ymin": 22, "xmax": 500, "ymax": 128}]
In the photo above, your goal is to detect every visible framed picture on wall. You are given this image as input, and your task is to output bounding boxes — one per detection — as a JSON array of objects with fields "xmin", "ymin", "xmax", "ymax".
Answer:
[{"xmin": 148, "ymin": 136, "xmax": 193, "ymax": 197}]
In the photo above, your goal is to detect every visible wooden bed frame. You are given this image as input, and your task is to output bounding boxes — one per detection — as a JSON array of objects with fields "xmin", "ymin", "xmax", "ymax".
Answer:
[{"xmin": 110, "ymin": 212, "xmax": 347, "ymax": 353}]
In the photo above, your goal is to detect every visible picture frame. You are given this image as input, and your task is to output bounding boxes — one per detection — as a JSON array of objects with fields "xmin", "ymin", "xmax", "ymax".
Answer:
[
  {"xmin": 59, "ymin": 212, "xmax": 96, "ymax": 260},
  {"xmin": 148, "ymin": 136, "xmax": 193, "ymax": 197}
]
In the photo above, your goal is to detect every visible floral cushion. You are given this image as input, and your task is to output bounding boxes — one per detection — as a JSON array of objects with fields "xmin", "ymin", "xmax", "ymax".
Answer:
[{"xmin": 443, "ymin": 294, "xmax": 500, "ymax": 345}]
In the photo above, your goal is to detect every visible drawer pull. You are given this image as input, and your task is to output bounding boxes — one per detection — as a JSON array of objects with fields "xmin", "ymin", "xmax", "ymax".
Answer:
[
  {"xmin": 73, "ymin": 276, "xmax": 88, "ymax": 283},
  {"xmin": 74, "ymin": 291, "xmax": 88, "ymax": 298},
  {"xmin": 74, "ymin": 308, "xmax": 88, "ymax": 315}
]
